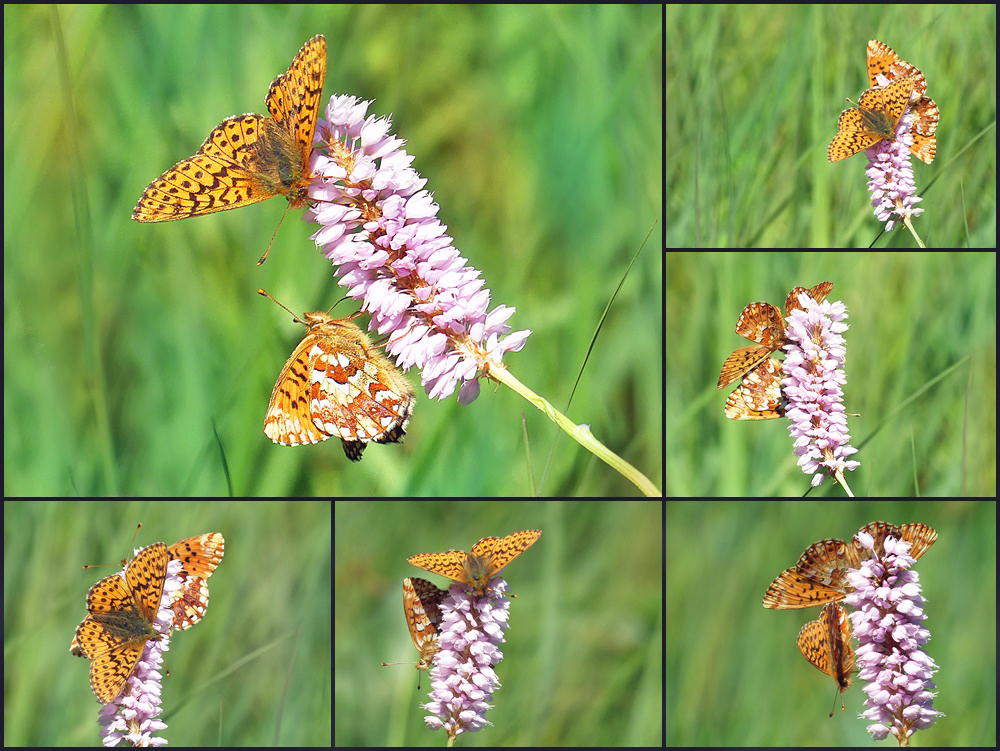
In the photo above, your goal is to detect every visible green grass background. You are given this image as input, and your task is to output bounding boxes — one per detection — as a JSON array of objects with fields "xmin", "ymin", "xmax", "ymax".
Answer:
[
  {"xmin": 664, "ymin": 4, "xmax": 996, "ymax": 247},
  {"xmin": 3, "ymin": 500, "xmax": 331, "ymax": 746},
  {"xmin": 666, "ymin": 500, "xmax": 996, "ymax": 746},
  {"xmin": 666, "ymin": 251, "xmax": 996, "ymax": 496},
  {"xmin": 3, "ymin": 6, "xmax": 662, "ymax": 496},
  {"xmin": 334, "ymin": 500, "xmax": 663, "ymax": 746}
]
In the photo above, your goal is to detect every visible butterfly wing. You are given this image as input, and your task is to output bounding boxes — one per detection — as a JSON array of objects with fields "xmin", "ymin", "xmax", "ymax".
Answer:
[{"xmin": 265, "ymin": 34, "xmax": 327, "ymax": 167}]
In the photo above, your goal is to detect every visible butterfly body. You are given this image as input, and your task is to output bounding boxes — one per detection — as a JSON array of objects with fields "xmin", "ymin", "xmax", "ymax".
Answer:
[{"xmin": 797, "ymin": 600, "xmax": 856, "ymax": 707}]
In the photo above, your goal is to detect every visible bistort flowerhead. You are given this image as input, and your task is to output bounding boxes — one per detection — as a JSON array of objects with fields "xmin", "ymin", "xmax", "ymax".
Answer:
[
  {"xmin": 422, "ymin": 577, "xmax": 514, "ymax": 741},
  {"xmin": 844, "ymin": 530, "xmax": 944, "ymax": 743},
  {"xmin": 306, "ymin": 95, "xmax": 531, "ymax": 403},
  {"xmin": 864, "ymin": 110, "xmax": 925, "ymax": 232},
  {"xmin": 781, "ymin": 292, "xmax": 860, "ymax": 488}
]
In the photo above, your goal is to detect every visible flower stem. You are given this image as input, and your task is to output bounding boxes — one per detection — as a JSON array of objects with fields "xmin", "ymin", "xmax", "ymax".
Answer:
[{"xmin": 489, "ymin": 365, "xmax": 660, "ymax": 496}]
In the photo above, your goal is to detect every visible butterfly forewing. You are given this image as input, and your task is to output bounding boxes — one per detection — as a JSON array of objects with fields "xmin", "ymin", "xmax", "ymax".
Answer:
[
  {"xmin": 763, "ymin": 539, "xmax": 854, "ymax": 609},
  {"xmin": 897, "ymin": 523, "xmax": 938, "ymax": 560},
  {"xmin": 717, "ymin": 345, "xmax": 773, "ymax": 390},
  {"xmin": 867, "ymin": 39, "xmax": 927, "ymax": 99},
  {"xmin": 852, "ymin": 521, "xmax": 937, "ymax": 564},
  {"xmin": 265, "ymin": 34, "xmax": 327, "ymax": 173}
]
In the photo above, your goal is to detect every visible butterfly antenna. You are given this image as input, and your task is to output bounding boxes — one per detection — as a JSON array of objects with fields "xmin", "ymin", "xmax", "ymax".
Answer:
[
  {"xmin": 258, "ymin": 288, "xmax": 305, "ymax": 325},
  {"xmin": 828, "ymin": 685, "xmax": 845, "ymax": 718},
  {"xmin": 257, "ymin": 205, "xmax": 290, "ymax": 265},
  {"xmin": 81, "ymin": 522, "xmax": 142, "ymax": 570},
  {"xmin": 379, "ymin": 660, "xmax": 425, "ymax": 689}
]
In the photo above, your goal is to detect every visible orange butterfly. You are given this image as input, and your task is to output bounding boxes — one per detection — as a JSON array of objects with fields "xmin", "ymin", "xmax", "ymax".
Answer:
[
  {"xmin": 866, "ymin": 40, "xmax": 938, "ymax": 164},
  {"xmin": 762, "ymin": 521, "xmax": 937, "ymax": 610},
  {"xmin": 827, "ymin": 76, "xmax": 918, "ymax": 162},
  {"xmin": 133, "ymin": 35, "xmax": 326, "ymax": 223},
  {"xmin": 717, "ymin": 282, "xmax": 833, "ymax": 390},
  {"xmin": 380, "ymin": 577, "xmax": 447, "ymax": 688},
  {"xmin": 407, "ymin": 530, "xmax": 542, "ymax": 596},
  {"xmin": 797, "ymin": 601, "xmax": 856, "ymax": 715}
]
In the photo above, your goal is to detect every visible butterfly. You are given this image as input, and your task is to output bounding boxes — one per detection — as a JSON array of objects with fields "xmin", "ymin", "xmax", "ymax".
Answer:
[
  {"xmin": 796, "ymin": 601, "xmax": 856, "ymax": 716},
  {"xmin": 827, "ymin": 76, "xmax": 918, "ymax": 162},
  {"xmin": 133, "ymin": 35, "xmax": 326, "ymax": 223},
  {"xmin": 762, "ymin": 521, "xmax": 937, "ymax": 610},
  {"xmin": 73, "ymin": 543, "xmax": 169, "ymax": 702},
  {"xmin": 406, "ymin": 530, "xmax": 542, "ymax": 596},
  {"xmin": 717, "ymin": 282, "xmax": 833, "ymax": 390},
  {"xmin": 380, "ymin": 577, "xmax": 448, "ymax": 688},
  {"xmin": 866, "ymin": 39, "xmax": 938, "ymax": 164},
  {"xmin": 70, "ymin": 533, "xmax": 225, "ymax": 656},
  {"xmin": 260, "ymin": 292, "xmax": 415, "ymax": 461}
]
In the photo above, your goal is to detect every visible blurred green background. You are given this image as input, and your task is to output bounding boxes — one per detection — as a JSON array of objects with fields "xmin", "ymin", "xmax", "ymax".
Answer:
[
  {"xmin": 664, "ymin": 4, "xmax": 996, "ymax": 247},
  {"xmin": 334, "ymin": 500, "xmax": 663, "ymax": 746},
  {"xmin": 3, "ymin": 500, "xmax": 330, "ymax": 746},
  {"xmin": 666, "ymin": 251, "xmax": 996, "ymax": 496},
  {"xmin": 3, "ymin": 5, "xmax": 662, "ymax": 496},
  {"xmin": 666, "ymin": 500, "xmax": 996, "ymax": 746}
]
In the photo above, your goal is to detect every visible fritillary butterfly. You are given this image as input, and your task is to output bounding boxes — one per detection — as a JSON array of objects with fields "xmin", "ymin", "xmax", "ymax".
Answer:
[
  {"xmin": 71, "ymin": 533, "xmax": 224, "ymax": 657},
  {"xmin": 827, "ymin": 76, "xmax": 918, "ymax": 162},
  {"xmin": 784, "ymin": 281, "xmax": 834, "ymax": 318},
  {"xmin": 724, "ymin": 356, "xmax": 785, "ymax": 421},
  {"xmin": 133, "ymin": 35, "xmax": 326, "ymax": 223},
  {"xmin": 717, "ymin": 282, "xmax": 833, "ymax": 390},
  {"xmin": 866, "ymin": 40, "xmax": 938, "ymax": 164},
  {"xmin": 380, "ymin": 577, "xmax": 448, "ymax": 687},
  {"xmin": 796, "ymin": 601, "xmax": 856, "ymax": 715},
  {"xmin": 407, "ymin": 530, "xmax": 542, "ymax": 595},
  {"xmin": 73, "ymin": 542, "xmax": 169, "ymax": 703},
  {"xmin": 762, "ymin": 521, "xmax": 937, "ymax": 610},
  {"xmin": 260, "ymin": 292, "xmax": 415, "ymax": 461}
]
